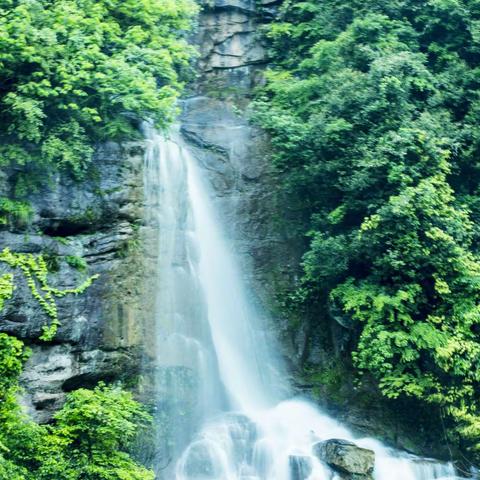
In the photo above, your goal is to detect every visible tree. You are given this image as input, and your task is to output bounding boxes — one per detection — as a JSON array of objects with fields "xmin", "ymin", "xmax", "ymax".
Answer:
[{"xmin": 0, "ymin": 336, "xmax": 154, "ymax": 479}]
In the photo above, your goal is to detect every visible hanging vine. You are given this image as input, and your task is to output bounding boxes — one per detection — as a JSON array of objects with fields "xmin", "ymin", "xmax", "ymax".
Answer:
[{"xmin": 0, "ymin": 248, "xmax": 99, "ymax": 341}]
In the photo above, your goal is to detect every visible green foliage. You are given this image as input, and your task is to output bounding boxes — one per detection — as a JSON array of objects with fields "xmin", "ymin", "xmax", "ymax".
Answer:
[
  {"xmin": 0, "ymin": 335, "xmax": 36, "ymax": 480},
  {"xmin": 0, "ymin": 274, "xmax": 14, "ymax": 311},
  {"xmin": 0, "ymin": 248, "xmax": 99, "ymax": 340},
  {"xmin": 0, "ymin": 198, "xmax": 32, "ymax": 227},
  {"xmin": 48, "ymin": 384, "xmax": 154, "ymax": 480},
  {"xmin": 0, "ymin": 0, "xmax": 197, "ymax": 194},
  {"xmin": 0, "ymin": 334, "xmax": 29, "ymax": 401},
  {"xmin": 257, "ymin": 0, "xmax": 480, "ymax": 460},
  {"xmin": 64, "ymin": 255, "xmax": 88, "ymax": 272},
  {"xmin": 0, "ymin": 338, "xmax": 153, "ymax": 480},
  {"xmin": 303, "ymin": 360, "xmax": 351, "ymax": 404}
]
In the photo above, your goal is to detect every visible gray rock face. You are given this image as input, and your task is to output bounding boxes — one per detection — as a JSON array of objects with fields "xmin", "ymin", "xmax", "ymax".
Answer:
[
  {"xmin": 0, "ymin": 142, "xmax": 152, "ymax": 422},
  {"xmin": 205, "ymin": 23, "xmax": 264, "ymax": 71},
  {"xmin": 194, "ymin": 0, "xmax": 267, "ymax": 92},
  {"xmin": 313, "ymin": 439, "xmax": 375, "ymax": 479}
]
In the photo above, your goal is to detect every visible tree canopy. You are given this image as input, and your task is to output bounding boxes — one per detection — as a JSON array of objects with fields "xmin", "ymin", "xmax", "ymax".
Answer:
[{"xmin": 0, "ymin": 0, "xmax": 197, "ymax": 219}]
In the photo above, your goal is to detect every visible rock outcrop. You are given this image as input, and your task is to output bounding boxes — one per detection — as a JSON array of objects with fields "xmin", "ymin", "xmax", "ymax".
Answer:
[{"xmin": 0, "ymin": 142, "xmax": 153, "ymax": 422}]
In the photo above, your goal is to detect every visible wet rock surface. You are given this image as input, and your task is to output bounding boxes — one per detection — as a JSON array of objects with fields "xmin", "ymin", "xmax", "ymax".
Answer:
[
  {"xmin": 0, "ymin": 142, "xmax": 152, "ymax": 422},
  {"xmin": 313, "ymin": 439, "xmax": 375, "ymax": 479}
]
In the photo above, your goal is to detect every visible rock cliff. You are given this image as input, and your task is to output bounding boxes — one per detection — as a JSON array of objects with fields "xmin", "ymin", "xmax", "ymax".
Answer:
[{"xmin": 0, "ymin": 142, "xmax": 151, "ymax": 422}]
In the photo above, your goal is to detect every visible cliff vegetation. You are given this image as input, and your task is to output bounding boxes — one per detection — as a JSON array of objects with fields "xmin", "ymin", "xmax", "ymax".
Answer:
[{"xmin": 256, "ymin": 0, "xmax": 480, "ymax": 466}]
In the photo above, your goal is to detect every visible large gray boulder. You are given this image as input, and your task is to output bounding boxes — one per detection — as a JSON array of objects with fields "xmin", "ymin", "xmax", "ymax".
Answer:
[{"xmin": 313, "ymin": 439, "xmax": 375, "ymax": 479}]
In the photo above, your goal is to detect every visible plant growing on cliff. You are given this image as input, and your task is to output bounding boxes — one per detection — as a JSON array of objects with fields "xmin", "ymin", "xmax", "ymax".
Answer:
[
  {"xmin": 47, "ymin": 384, "xmax": 154, "ymax": 480},
  {"xmin": 0, "ymin": 333, "xmax": 34, "ymax": 479},
  {"xmin": 0, "ymin": 248, "xmax": 99, "ymax": 340},
  {"xmin": 256, "ymin": 0, "xmax": 480, "ymax": 462},
  {"xmin": 0, "ymin": 0, "xmax": 197, "ymax": 201},
  {"xmin": 0, "ymin": 198, "xmax": 32, "ymax": 227},
  {"xmin": 0, "ymin": 336, "xmax": 154, "ymax": 479}
]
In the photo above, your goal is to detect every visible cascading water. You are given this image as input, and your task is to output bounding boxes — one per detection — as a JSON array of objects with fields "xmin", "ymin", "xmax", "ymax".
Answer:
[{"xmin": 144, "ymin": 127, "xmax": 463, "ymax": 480}]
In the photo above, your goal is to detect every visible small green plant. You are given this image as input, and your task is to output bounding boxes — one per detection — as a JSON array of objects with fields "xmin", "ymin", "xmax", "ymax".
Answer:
[
  {"xmin": 42, "ymin": 253, "xmax": 60, "ymax": 273},
  {"xmin": 64, "ymin": 255, "xmax": 87, "ymax": 272},
  {"xmin": 116, "ymin": 237, "xmax": 141, "ymax": 259},
  {"xmin": 54, "ymin": 237, "xmax": 71, "ymax": 246},
  {"xmin": 0, "ymin": 274, "xmax": 14, "ymax": 311},
  {"xmin": 66, "ymin": 207, "xmax": 101, "ymax": 229},
  {"xmin": 303, "ymin": 361, "xmax": 350, "ymax": 404},
  {"xmin": 0, "ymin": 198, "xmax": 32, "ymax": 227}
]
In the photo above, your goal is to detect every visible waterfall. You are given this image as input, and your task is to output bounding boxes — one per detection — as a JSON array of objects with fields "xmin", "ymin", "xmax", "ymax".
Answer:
[{"xmin": 144, "ymin": 127, "xmax": 462, "ymax": 480}]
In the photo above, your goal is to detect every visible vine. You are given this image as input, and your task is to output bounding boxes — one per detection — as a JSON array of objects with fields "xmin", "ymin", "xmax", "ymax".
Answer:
[
  {"xmin": 0, "ymin": 273, "xmax": 14, "ymax": 311},
  {"xmin": 0, "ymin": 248, "xmax": 99, "ymax": 341}
]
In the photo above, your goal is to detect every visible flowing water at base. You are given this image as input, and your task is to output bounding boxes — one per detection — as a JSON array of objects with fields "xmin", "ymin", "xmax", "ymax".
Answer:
[{"xmin": 144, "ymin": 127, "xmax": 464, "ymax": 480}]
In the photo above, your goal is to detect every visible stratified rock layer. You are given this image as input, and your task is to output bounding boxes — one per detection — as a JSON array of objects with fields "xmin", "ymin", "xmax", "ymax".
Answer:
[{"xmin": 0, "ymin": 142, "xmax": 153, "ymax": 422}]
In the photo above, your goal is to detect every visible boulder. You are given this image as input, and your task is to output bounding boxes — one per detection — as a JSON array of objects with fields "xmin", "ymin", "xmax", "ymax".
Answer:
[{"xmin": 313, "ymin": 439, "xmax": 375, "ymax": 478}]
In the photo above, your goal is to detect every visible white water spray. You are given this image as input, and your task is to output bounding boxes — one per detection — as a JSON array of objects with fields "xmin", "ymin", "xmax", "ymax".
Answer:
[{"xmin": 144, "ymin": 127, "xmax": 462, "ymax": 480}]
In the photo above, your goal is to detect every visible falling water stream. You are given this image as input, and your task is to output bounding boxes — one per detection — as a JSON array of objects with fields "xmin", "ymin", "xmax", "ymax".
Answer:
[{"xmin": 144, "ymin": 126, "xmax": 462, "ymax": 480}]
